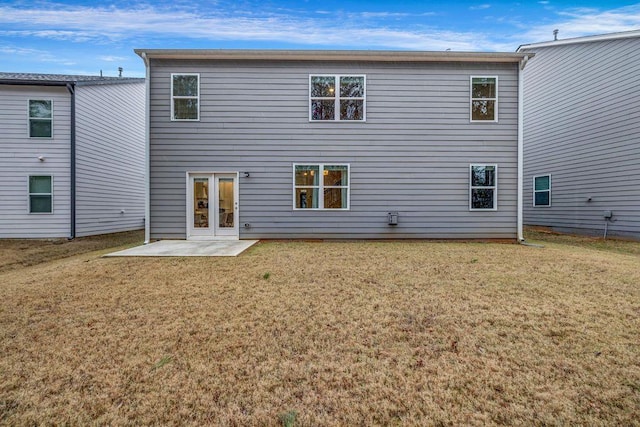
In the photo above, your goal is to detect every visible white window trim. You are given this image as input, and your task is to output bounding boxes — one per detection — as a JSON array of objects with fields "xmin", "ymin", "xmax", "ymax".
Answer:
[
  {"xmin": 171, "ymin": 73, "xmax": 200, "ymax": 121},
  {"xmin": 28, "ymin": 99, "xmax": 53, "ymax": 138},
  {"xmin": 309, "ymin": 75, "xmax": 366, "ymax": 122},
  {"xmin": 469, "ymin": 164, "xmax": 498, "ymax": 211},
  {"xmin": 28, "ymin": 175, "xmax": 53, "ymax": 214},
  {"xmin": 293, "ymin": 163, "xmax": 351, "ymax": 210},
  {"xmin": 470, "ymin": 76, "xmax": 498, "ymax": 123},
  {"xmin": 533, "ymin": 174, "xmax": 552, "ymax": 207}
]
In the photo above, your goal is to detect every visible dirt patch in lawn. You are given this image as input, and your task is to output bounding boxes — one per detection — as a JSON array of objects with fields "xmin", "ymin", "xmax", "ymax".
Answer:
[
  {"xmin": 1, "ymin": 238, "xmax": 639, "ymax": 425},
  {"xmin": 0, "ymin": 230, "xmax": 143, "ymax": 273}
]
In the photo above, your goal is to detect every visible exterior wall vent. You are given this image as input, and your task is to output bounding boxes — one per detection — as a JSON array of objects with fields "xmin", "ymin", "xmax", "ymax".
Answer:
[{"xmin": 388, "ymin": 212, "xmax": 399, "ymax": 226}]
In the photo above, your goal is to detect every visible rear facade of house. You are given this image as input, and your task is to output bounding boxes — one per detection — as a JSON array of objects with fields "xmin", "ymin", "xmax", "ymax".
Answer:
[
  {"xmin": 519, "ymin": 31, "xmax": 640, "ymax": 239},
  {"xmin": 0, "ymin": 73, "xmax": 145, "ymax": 238},
  {"xmin": 137, "ymin": 50, "xmax": 529, "ymax": 240}
]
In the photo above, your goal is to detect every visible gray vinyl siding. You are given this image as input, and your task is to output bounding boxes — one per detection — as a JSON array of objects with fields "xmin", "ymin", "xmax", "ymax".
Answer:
[
  {"xmin": 149, "ymin": 59, "xmax": 519, "ymax": 239},
  {"xmin": 521, "ymin": 37, "xmax": 640, "ymax": 239},
  {"xmin": 75, "ymin": 82, "xmax": 145, "ymax": 237},
  {"xmin": 0, "ymin": 85, "xmax": 71, "ymax": 238}
]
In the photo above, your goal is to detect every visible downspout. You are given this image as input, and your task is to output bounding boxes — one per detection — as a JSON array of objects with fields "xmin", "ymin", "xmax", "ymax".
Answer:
[
  {"xmin": 517, "ymin": 55, "xmax": 529, "ymax": 242},
  {"xmin": 141, "ymin": 52, "xmax": 151, "ymax": 244},
  {"xmin": 66, "ymin": 83, "xmax": 76, "ymax": 240}
]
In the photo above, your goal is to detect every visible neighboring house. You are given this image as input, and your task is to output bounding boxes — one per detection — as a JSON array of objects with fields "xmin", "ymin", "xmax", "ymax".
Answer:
[
  {"xmin": 0, "ymin": 73, "xmax": 145, "ymax": 238},
  {"xmin": 518, "ymin": 30, "xmax": 640, "ymax": 239},
  {"xmin": 135, "ymin": 49, "xmax": 531, "ymax": 241}
]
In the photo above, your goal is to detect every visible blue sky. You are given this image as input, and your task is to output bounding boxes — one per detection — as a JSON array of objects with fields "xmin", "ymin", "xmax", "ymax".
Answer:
[{"xmin": 1, "ymin": 0, "xmax": 640, "ymax": 77}]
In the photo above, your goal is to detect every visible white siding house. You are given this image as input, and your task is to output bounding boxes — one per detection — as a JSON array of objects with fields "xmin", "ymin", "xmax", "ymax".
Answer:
[
  {"xmin": 0, "ymin": 73, "xmax": 145, "ymax": 238},
  {"xmin": 518, "ymin": 30, "xmax": 640, "ymax": 239},
  {"xmin": 136, "ymin": 49, "xmax": 531, "ymax": 241}
]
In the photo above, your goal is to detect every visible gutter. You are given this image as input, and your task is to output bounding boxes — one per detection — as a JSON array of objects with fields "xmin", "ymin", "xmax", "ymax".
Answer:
[
  {"xmin": 140, "ymin": 52, "xmax": 151, "ymax": 244},
  {"xmin": 66, "ymin": 83, "xmax": 76, "ymax": 240},
  {"xmin": 517, "ymin": 55, "xmax": 530, "ymax": 242},
  {"xmin": 135, "ymin": 49, "xmax": 528, "ymax": 63}
]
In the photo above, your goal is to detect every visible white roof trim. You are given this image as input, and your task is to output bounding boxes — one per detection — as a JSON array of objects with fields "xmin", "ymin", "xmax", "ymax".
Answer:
[
  {"xmin": 518, "ymin": 29, "xmax": 640, "ymax": 51},
  {"xmin": 134, "ymin": 49, "xmax": 528, "ymax": 63}
]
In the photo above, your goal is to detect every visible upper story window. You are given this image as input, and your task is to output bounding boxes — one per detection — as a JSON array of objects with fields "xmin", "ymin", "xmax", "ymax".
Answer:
[
  {"xmin": 533, "ymin": 175, "xmax": 551, "ymax": 207},
  {"xmin": 171, "ymin": 73, "xmax": 199, "ymax": 121},
  {"xmin": 29, "ymin": 175, "xmax": 53, "ymax": 214},
  {"xmin": 29, "ymin": 100, "xmax": 52, "ymax": 137},
  {"xmin": 470, "ymin": 77, "xmax": 497, "ymax": 122},
  {"xmin": 310, "ymin": 75, "xmax": 365, "ymax": 121},
  {"xmin": 294, "ymin": 164, "xmax": 350, "ymax": 210},
  {"xmin": 470, "ymin": 164, "xmax": 497, "ymax": 211}
]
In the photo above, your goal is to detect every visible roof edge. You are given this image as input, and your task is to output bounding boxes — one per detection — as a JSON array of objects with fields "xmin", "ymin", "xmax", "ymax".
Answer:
[
  {"xmin": 134, "ymin": 49, "xmax": 529, "ymax": 63},
  {"xmin": 517, "ymin": 29, "xmax": 640, "ymax": 51}
]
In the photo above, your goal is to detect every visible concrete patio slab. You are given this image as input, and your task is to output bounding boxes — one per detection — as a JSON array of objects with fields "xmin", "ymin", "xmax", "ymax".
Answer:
[{"xmin": 105, "ymin": 240, "xmax": 259, "ymax": 257}]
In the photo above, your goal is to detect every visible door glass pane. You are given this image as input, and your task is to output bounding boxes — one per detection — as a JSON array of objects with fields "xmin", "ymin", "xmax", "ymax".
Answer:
[
  {"xmin": 193, "ymin": 178, "xmax": 209, "ymax": 228},
  {"xmin": 218, "ymin": 178, "xmax": 234, "ymax": 228}
]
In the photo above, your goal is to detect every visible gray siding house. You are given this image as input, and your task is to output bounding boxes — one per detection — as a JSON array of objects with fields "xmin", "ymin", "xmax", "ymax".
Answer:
[
  {"xmin": 519, "ymin": 30, "xmax": 640, "ymax": 239},
  {"xmin": 135, "ymin": 49, "xmax": 531, "ymax": 241},
  {"xmin": 0, "ymin": 73, "xmax": 145, "ymax": 238}
]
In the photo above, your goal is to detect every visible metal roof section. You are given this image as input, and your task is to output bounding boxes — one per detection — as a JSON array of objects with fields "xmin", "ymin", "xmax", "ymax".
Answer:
[
  {"xmin": 135, "ymin": 49, "xmax": 530, "ymax": 63},
  {"xmin": 0, "ymin": 72, "xmax": 144, "ymax": 86},
  {"xmin": 518, "ymin": 29, "xmax": 640, "ymax": 51}
]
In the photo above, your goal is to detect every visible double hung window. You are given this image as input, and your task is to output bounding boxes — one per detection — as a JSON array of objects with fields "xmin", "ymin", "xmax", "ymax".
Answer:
[
  {"xmin": 29, "ymin": 175, "xmax": 53, "ymax": 213},
  {"xmin": 29, "ymin": 100, "xmax": 53, "ymax": 137},
  {"xmin": 470, "ymin": 77, "xmax": 497, "ymax": 122},
  {"xmin": 294, "ymin": 164, "xmax": 350, "ymax": 209},
  {"xmin": 171, "ymin": 73, "xmax": 199, "ymax": 120},
  {"xmin": 470, "ymin": 165, "xmax": 497, "ymax": 210},
  {"xmin": 533, "ymin": 175, "xmax": 551, "ymax": 207},
  {"xmin": 310, "ymin": 75, "xmax": 365, "ymax": 121}
]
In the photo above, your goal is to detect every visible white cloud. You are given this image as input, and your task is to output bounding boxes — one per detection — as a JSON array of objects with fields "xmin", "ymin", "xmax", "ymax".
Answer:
[
  {"xmin": 470, "ymin": 4, "xmax": 491, "ymax": 11},
  {"xmin": 1, "ymin": 1, "xmax": 639, "ymax": 55},
  {"xmin": 99, "ymin": 55, "xmax": 128, "ymax": 62},
  {"xmin": 0, "ymin": 2, "xmax": 495, "ymax": 51},
  {"xmin": 518, "ymin": 5, "xmax": 640, "ymax": 44},
  {"xmin": 0, "ymin": 43, "xmax": 77, "ymax": 66}
]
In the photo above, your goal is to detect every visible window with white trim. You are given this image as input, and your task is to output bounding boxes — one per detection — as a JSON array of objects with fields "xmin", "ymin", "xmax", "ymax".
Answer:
[
  {"xmin": 470, "ymin": 165, "xmax": 497, "ymax": 210},
  {"xmin": 29, "ymin": 99, "xmax": 52, "ymax": 137},
  {"xmin": 29, "ymin": 175, "xmax": 52, "ymax": 213},
  {"xmin": 310, "ymin": 75, "xmax": 365, "ymax": 121},
  {"xmin": 470, "ymin": 77, "xmax": 497, "ymax": 122},
  {"xmin": 171, "ymin": 73, "xmax": 199, "ymax": 120},
  {"xmin": 294, "ymin": 164, "xmax": 350, "ymax": 209},
  {"xmin": 533, "ymin": 175, "xmax": 551, "ymax": 207}
]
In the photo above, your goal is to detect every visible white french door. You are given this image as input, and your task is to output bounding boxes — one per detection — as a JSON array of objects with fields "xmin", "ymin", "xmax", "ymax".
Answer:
[{"xmin": 187, "ymin": 172, "xmax": 239, "ymax": 240}]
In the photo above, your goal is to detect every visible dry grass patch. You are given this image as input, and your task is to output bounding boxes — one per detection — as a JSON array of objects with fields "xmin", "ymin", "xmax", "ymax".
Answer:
[
  {"xmin": 525, "ymin": 227, "xmax": 640, "ymax": 256},
  {"xmin": 1, "ymin": 238, "xmax": 639, "ymax": 425},
  {"xmin": 0, "ymin": 230, "xmax": 143, "ymax": 273}
]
